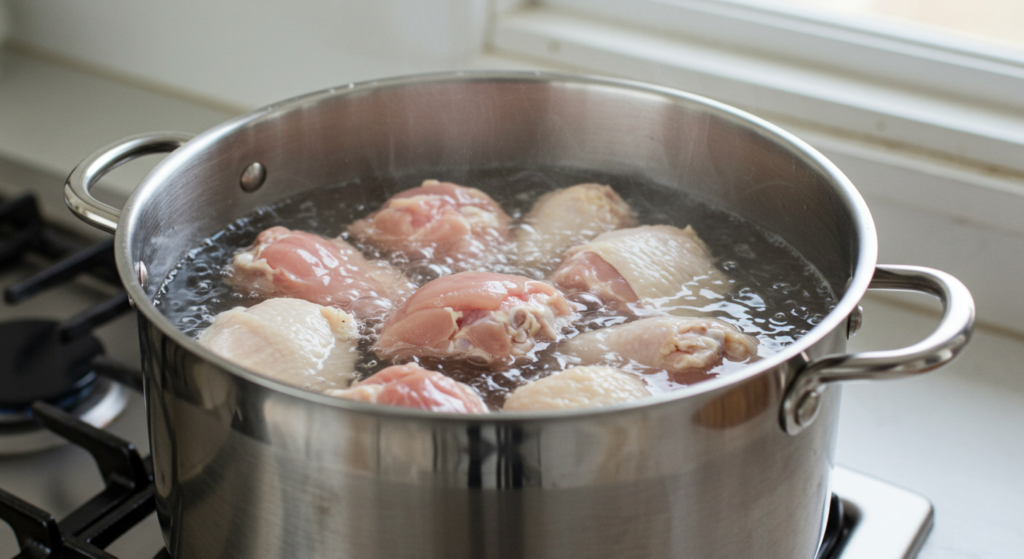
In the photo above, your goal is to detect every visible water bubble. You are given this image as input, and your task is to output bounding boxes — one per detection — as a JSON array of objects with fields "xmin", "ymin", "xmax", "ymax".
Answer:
[
  {"xmin": 407, "ymin": 263, "xmax": 448, "ymax": 284},
  {"xmin": 734, "ymin": 244, "xmax": 756, "ymax": 259},
  {"xmin": 772, "ymin": 282, "xmax": 793, "ymax": 293},
  {"xmin": 567, "ymin": 292, "xmax": 603, "ymax": 310}
]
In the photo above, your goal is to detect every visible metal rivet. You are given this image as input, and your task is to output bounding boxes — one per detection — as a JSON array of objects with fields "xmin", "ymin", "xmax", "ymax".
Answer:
[
  {"xmin": 795, "ymin": 391, "xmax": 821, "ymax": 426},
  {"xmin": 240, "ymin": 162, "xmax": 266, "ymax": 192},
  {"xmin": 137, "ymin": 262, "xmax": 148, "ymax": 287},
  {"xmin": 847, "ymin": 305, "xmax": 864, "ymax": 339}
]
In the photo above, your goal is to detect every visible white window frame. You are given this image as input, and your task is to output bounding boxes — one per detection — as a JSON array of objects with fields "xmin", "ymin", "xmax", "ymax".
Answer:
[
  {"xmin": 487, "ymin": 0, "xmax": 1024, "ymax": 334},
  {"xmin": 544, "ymin": 0, "xmax": 1024, "ymax": 110},
  {"xmin": 490, "ymin": 0, "xmax": 1024, "ymax": 177}
]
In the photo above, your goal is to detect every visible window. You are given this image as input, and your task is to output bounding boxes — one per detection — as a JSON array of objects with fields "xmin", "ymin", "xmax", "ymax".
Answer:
[
  {"xmin": 743, "ymin": 0, "xmax": 1024, "ymax": 51},
  {"xmin": 489, "ymin": 0, "xmax": 1024, "ymax": 334},
  {"xmin": 492, "ymin": 0, "xmax": 1024, "ymax": 175}
]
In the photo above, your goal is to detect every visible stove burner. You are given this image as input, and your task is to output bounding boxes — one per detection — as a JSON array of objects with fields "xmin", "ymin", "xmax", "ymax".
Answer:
[
  {"xmin": 0, "ymin": 194, "xmax": 137, "ymax": 455},
  {"xmin": 0, "ymin": 321, "xmax": 129, "ymax": 455},
  {"xmin": 817, "ymin": 494, "xmax": 850, "ymax": 559},
  {"xmin": 0, "ymin": 401, "xmax": 156, "ymax": 559},
  {"xmin": 0, "ymin": 321, "xmax": 103, "ymax": 414}
]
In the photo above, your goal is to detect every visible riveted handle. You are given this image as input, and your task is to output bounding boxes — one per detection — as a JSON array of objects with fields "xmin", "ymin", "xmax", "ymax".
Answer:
[
  {"xmin": 782, "ymin": 265, "xmax": 975, "ymax": 435},
  {"xmin": 65, "ymin": 132, "xmax": 194, "ymax": 234}
]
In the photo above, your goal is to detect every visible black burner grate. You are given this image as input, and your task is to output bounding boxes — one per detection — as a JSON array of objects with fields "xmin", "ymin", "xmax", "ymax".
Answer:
[
  {"xmin": 1, "ymin": 198, "xmax": 131, "ymax": 345},
  {"xmin": 0, "ymin": 193, "xmax": 157, "ymax": 557},
  {"xmin": 0, "ymin": 397, "xmax": 161, "ymax": 559},
  {"xmin": 0, "ymin": 194, "xmax": 134, "ymax": 431},
  {"xmin": 816, "ymin": 494, "xmax": 852, "ymax": 559}
]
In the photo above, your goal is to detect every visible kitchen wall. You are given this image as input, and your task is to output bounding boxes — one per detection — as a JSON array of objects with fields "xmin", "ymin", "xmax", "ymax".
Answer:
[
  {"xmin": 0, "ymin": 0, "xmax": 538, "ymax": 237},
  {"xmin": 3, "ymin": 0, "xmax": 492, "ymax": 110}
]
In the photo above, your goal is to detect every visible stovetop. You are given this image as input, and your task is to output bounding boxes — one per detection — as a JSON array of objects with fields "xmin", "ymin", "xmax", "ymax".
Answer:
[{"xmin": 0, "ymin": 193, "xmax": 934, "ymax": 559}]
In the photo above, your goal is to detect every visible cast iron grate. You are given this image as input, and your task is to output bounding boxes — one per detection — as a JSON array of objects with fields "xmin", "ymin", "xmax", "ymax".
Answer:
[
  {"xmin": 0, "ymin": 396, "xmax": 163, "ymax": 559},
  {"xmin": 0, "ymin": 194, "xmax": 162, "ymax": 557},
  {"xmin": 0, "ymin": 194, "xmax": 131, "ymax": 343},
  {"xmin": 0, "ymin": 194, "xmax": 135, "ymax": 432}
]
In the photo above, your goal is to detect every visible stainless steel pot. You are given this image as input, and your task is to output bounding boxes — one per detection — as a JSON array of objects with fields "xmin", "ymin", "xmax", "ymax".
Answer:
[{"xmin": 65, "ymin": 72, "xmax": 974, "ymax": 559}]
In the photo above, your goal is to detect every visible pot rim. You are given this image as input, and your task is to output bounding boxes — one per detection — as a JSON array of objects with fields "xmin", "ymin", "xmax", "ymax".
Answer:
[{"xmin": 117, "ymin": 70, "xmax": 878, "ymax": 422}]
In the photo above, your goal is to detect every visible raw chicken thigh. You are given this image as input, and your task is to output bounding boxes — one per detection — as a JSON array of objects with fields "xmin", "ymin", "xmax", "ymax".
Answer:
[
  {"xmin": 549, "ymin": 225, "xmax": 728, "ymax": 309},
  {"xmin": 503, "ymin": 366, "xmax": 650, "ymax": 411},
  {"xmin": 227, "ymin": 226, "xmax": 411, "ymax": 319},
  {"xmin": 515, "ymin": 183, "xmax": 635, "ymax": 274},
  {"xmin": 348, "ymin": 180, "xmax": 512, "ymax": 268},
  {"xmin": 197, "ymin": 298, "xmax": 360, "ymax": 392},
  {"xmin": 328, "ymin": 363, "xmax": 487, "ymax": 413},
  {"xmin": 558, "ymin": 316, "xmax": 758, "ymax": 382},
  {"xmin": 376, "ymin": 272, "xmax": 576, "ymax": 365}
]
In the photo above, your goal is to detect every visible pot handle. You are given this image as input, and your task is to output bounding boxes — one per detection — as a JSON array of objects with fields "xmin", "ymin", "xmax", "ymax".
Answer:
[
  {"xmin": 781, "ymin": 264, "xmax": 974, "ymax": 435},
  {"xmin": 65, "ymin": 132, "xmax": 194, "ymax": 234}
]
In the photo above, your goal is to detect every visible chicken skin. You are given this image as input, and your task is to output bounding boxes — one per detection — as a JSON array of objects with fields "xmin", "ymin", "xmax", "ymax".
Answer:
[
  {"xmin": 549, "ymin": 225, "xmax": 728, "ymax": 309},
  {"xmin": 503, "ymin": 366, "xmax": 650, "ymax": 411},
  {"xmin": 197, "ymin": 298, "xmax": 360, "ymax": 392},
  {"xmin": 515, "ymin": 183, "xmax": 635, "ymax": 275},
  {"xmin": 348, "ymin": 180, "xmax": 512, "ymax": 269},
  {"xmin": 227, "ymin": 226, "xmax": 411, "ymax": 319},
  {"xmin": 376, "ymin": 272, "xmax": 575, "ymax": 365},
  {"xmin": 557, "ymin": 316, "xmax": 758, "ymax": 382},
  {"xmin": 328, "ymin": 363, "xmax": 487, "ymax": 413}
]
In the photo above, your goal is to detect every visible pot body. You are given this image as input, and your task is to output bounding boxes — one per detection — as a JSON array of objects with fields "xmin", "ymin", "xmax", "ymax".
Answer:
[
  {"xmin": 141, "ymin": 314, "xmax": 844, "ymax": 559},
  {"xmin": 116, "ymin": 74, "xmax": 878, "ymax": 559}
]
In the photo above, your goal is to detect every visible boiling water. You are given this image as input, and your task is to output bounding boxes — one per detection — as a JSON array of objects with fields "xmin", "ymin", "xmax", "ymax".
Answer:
[{"xmin": 154, "ymin": 166, "xmax": 835, "ymax": 409}]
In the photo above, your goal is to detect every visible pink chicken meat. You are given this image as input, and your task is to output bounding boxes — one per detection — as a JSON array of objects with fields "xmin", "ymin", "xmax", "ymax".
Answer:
[
  {"xmin": 328, "ymin": 363, "xmax": 487, "ymax": 413},
  {"xmin": 227, "ymin": 226, "xmax": 411, "ymax": 319},
  {"xmin": 549, "ymin": 225, "xmax": 728, "ymax": 310},
  {"xmin": 348, "ymin": 180, "xmax": 512, "ymax": 268},
  {"xmin": 376, "ymin": 272, "xmax": 575, "ymax": 365}
]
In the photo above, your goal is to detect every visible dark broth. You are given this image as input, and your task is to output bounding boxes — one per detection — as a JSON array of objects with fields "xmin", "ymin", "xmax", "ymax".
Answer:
[{"xmin": 154, "ymin": 166, "xmax": 835, "ymax": 409}]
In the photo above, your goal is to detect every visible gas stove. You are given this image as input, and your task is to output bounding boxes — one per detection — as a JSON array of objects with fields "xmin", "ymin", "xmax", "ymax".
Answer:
[{"xmin": 0, "ymin": 194, "xmax": 934, "ymax": 559}]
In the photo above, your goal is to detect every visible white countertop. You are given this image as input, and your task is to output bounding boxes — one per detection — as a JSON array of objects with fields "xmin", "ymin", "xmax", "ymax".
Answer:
[{"xmin": 839, "ymin": 294, "xmax": 1024, "ymax": 559}]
